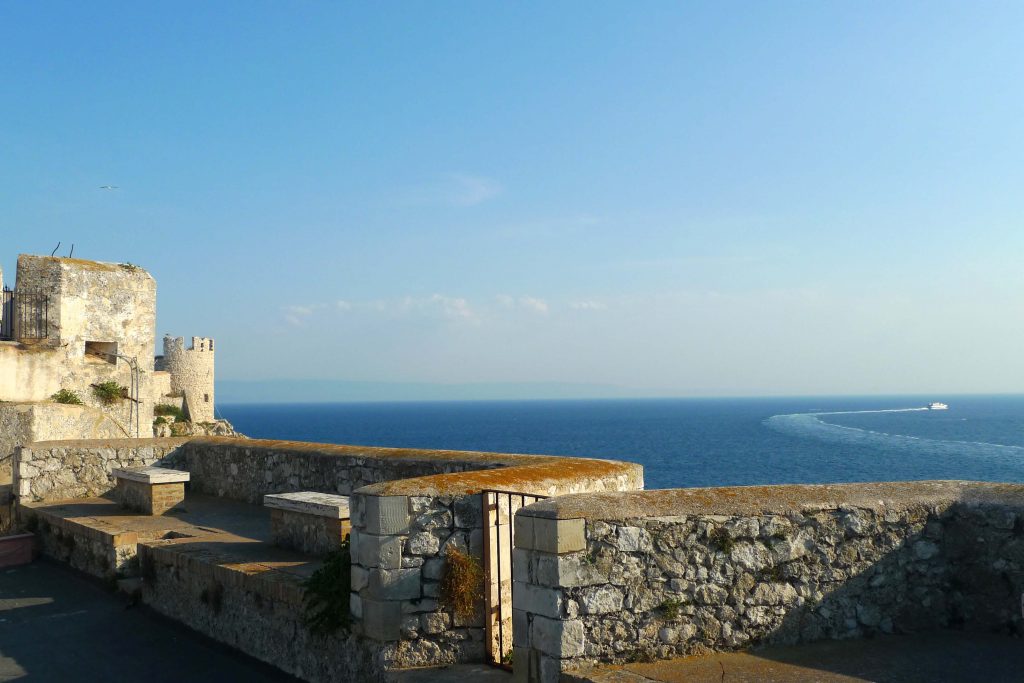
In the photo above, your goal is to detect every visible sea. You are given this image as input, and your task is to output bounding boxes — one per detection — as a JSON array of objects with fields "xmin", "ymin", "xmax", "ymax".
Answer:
[{"xmin": 218, "ymin": 394, "xmax": 1024, "ymax": 491}]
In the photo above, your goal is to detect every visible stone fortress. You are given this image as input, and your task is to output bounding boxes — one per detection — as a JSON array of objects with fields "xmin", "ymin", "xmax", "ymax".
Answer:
[
  {"xmin": 0, "ymin": 253, "xmax": 233, "ymax": 479},
  {"xmin": 1, "ymin": 252, "xmax": 1023, "ymax": 683}
]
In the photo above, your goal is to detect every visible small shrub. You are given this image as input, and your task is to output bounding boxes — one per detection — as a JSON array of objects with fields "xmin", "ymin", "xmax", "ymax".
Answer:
[
  {"xmin": 659, "ymin": 597, "xmax": 683, "ymax": 620},
  {"xmin": 51, "ymin": 388, "xmax": 83, "ymax": 405},
  {"xmin": 710, "ymin": 527, "xmax": 734, "ymax": 554},
  {"xmin": 153, "ymin": 416, "xmax": 167, "ymax": 426},
  {"xmin": 439, "ymin": 546, "xmax": 484, "ymax": 621},
  {"xmin": 170, "ymin": 421, "xmax": 190, "ymax": 436},
  {"xmin": 302, "ymin": 538, "xmax": 352, "ymax": 635},
  {"xmin": 153, "ymin": 404, "xmax": 186, "ymax": 420},
  {"xmin": 92, "ymin": 381, "xmax": 128, "ymax": 405}
]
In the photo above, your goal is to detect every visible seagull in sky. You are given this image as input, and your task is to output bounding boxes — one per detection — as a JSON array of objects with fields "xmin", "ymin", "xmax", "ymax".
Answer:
[{"xmin": 99, "ymin": 185, "xmax": 119, "ymax": 190}]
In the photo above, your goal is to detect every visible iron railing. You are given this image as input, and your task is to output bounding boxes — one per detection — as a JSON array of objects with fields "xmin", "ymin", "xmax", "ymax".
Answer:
[
  {"xmin": 481, "ymin": 489, "xmax": 549, "ymax": 669},
  {"xmin": 0, "ymin": 287, "xmax": 50, "ymax": 341}
]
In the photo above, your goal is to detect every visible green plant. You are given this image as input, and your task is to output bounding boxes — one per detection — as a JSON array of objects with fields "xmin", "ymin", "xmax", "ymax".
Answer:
[
  {"xmin": 153, "ymin": 416, "xmax": 167, "ymax": 426},
  {"xmin": 50, "ymin": 388, "xmax": 83, "ymax": 405},
  {"xmin": 153, "ymin": 403, "xmax": 186, "ymax": 420},
  {"xmin": 659, "ymin": 597, "xmax": 683, "ymax": 620},
  {"xmin": 710, "ymin": 527, "xmax": 734, "ymax": 554},
  {"xmin": 92, "ymin": 381, "xmax": 128, "ymax": 405},
  {"xmin": 170, "ymin": 421, "xmax": 190, "ymax": 436},
  {"xmin": 439, "ymin": 546, "xmax": 484, "ymax": 621},
  {"xmin": 302, "ymin": 539, "xmax": 352, "ymax": 635}
]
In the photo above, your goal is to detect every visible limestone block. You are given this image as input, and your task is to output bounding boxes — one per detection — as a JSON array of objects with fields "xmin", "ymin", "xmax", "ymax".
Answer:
[
  {"xmin": 367, "ymin": 568, "xmax": 421, "ymax": 600},
  {"xmin": 364, "ymin": 495, "xmax": 410, "ymax": 535},
  {"xmin": 578, "ymin": 585, "xmax": 623, "ymax": 614},
  {"xmin": 512, "ymin": 581, "xmax": 563, "ymax": 619},
  {"xmin": 530, "ymin": 615, "xmax": 584, "ymax": 658},
  {"xmin": 532, "ymin": 518, "xmax": 585, "ymax": 555},
  {"xmin": 512, "ymin": 608, "xmax": 530, "ymax": 647},
  {"xmin": 351, "ymin": 565, "xmax": 369, "ymax": 592},
  {"xmin": 362, "ymin": 597, "xmax": 402, "ymax": 641},
  {"xmin": 407, "ymin": 532, "xmax": 440, "ymax": 556},
  {"xmin": 514, "ymin": 514, "xmax": 535, "ymax": 550},
  {"xmin": 356, "ymin": 533, "xmax": 403, "ymax": 569},
  {"xmin": 263, "ymin": 491, "xmax": 349, "ymax": 518},
  {"xmin": 534, "ymin": 553, "xmax": 605, "ymax": 588}
]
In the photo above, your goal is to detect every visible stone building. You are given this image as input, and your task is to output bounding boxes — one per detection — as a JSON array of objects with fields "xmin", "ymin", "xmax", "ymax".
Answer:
[{"xmin": 0, "ymin": 253, "xmax": 220, "ymax": 477}]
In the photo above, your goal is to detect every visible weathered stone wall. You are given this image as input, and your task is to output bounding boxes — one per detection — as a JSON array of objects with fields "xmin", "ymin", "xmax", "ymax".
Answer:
[
  {"xmin": 19, "ymin": 504, "xmax": 138, "ymax": 579},
  {"xmin": 138, "ymin": 539, "xmax": 385, "ymax": 682},
  {"xmin": 180, "ymin": 438, "xmax": 542, "ymax": 502},
  {"xmin": 14, "ymin": 438, "xmax": 189, "ymax": 502},
  {"xmin": 163, "ymin": 335, "xmax": 215, "ymax": 423},
  {"xmin": 269, "ymin": 508, "xmax": 349, "ymax": 556},
  {"xmin": 348, "ymin": 460, "xmax": 644, "ymax": 670},
  {"xmin": 0, "ymin": 402, "xmax": 128, "ymax": 480},
  {"xmin": 2, "ymin": 255, "xmax": 158, "ymax": 432},
  {"xmin": 512, "ymin": 482, "xmax": 1024, "ymax": 682}
]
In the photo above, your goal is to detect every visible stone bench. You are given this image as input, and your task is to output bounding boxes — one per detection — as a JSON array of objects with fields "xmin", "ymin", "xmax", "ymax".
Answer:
[
  {"xmin": 263, "ymin": 492, "xmax": 350, "ymax": 556},
  {"xmin": 112, "ymin": 466, "xmax": 189, "ymax": 515}
]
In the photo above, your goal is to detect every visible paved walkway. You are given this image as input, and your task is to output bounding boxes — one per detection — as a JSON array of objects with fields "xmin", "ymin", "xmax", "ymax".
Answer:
[
  {"xmin": 576, "ymin": 632, "xmax": 1024, "ymax": 682},
  {"xmin": 0, "ymin": 559, "xmax": 297, "ymax": 682}
]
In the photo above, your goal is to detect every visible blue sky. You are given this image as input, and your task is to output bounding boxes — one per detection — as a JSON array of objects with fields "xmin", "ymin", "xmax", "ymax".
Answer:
[{"xmin": 3, "ymin": 2, "xmax": 1023, "ymax": 398}]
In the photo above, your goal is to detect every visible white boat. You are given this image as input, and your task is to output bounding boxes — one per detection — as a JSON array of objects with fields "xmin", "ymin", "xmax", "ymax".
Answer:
[{"xmin": 927, "ymin": 402, "xmax": 948, "ymax": 410}]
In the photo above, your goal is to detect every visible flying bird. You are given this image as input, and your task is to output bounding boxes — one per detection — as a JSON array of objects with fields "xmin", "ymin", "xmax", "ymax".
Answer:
[{"xmin": 99, "ymin": 185, "xmax": 119, "ymax": 190}]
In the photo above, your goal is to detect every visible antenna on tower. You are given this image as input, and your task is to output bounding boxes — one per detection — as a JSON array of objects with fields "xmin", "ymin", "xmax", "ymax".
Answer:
[{"xmin": 50, "ymin": 242, "xmax": 61, "ymax": 257}]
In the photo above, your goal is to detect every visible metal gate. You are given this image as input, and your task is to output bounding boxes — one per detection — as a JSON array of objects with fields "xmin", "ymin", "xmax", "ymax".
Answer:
[
  {"xmin": 0, "ymin": 287, "xmax": 49, "ymax": 341},
  {"xmin": 480, "ymin": 489, "xmax": 548, "ymax": 668}
]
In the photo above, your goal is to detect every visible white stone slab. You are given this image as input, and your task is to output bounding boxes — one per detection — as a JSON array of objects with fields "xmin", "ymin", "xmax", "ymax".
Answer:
[
  {"xmin": 264, "ymin": 491, "xmax": 350, "ymax": 519},
  {"xmin": 112, "ymin": 466, "xmax": 190, "ymax": 484}
]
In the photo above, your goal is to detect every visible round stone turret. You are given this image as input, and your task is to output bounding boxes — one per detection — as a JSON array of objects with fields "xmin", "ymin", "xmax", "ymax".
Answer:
[{"xmin": 162, "ymin": 334, "xmax": 215, "ymax": 422}]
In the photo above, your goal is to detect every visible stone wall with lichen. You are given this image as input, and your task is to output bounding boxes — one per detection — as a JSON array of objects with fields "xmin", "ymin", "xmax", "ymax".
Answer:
[
  {"xmin": 2, "ymin": 255, "xmax": 158, "ymax": 432},
  {"xmin": 137, "ymin": 539, "xmax": 384, "ymax": 682},
  {"xmin": 14, "ymin": 438, "xmax": 189, "ymax": 502},
  {"xmin": 0, "ymin": 403, "xmax": 131, "ymax": 481},
  {"xmin": 512, "ymin": 481, "xmax": 1024, "ymax": 682}
]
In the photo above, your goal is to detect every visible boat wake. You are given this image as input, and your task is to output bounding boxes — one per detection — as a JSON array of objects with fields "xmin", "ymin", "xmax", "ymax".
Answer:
[{"xmin": 764, "ymin": 408, "xmax": 1024, "ymax": 462}]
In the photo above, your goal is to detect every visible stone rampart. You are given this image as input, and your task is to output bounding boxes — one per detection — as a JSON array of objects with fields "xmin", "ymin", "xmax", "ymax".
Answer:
[
  {"xmin": 15, "ymin": 438, "xmax": 189, "ymax": 501},
  {"xmin": 511, "ymin": 481, "xmax": 1024, "ymax": 682},
  {"xmin": 1, "ymin": 403, "xmax": 135, "ymax": 481}
]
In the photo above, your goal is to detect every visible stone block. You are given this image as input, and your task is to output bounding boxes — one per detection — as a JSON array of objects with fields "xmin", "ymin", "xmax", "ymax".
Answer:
[
  {"xmin": 454, "ymin": 494, "xmax": 483, "ymax": 528},
  {"xmin": 511, "ymin": 647, "xmax": 532, "ymax": 683},
  {"xmin": 364, "ymin": 495, "xmax": 410, "ymax": 535},
  {"xmin": 367, "ymin": 568, "xmax": 421, "ymax": 600},
  {"xmin": 512, "ymin": 548, "xmax": 532, "ymax": 583},
  {"xmin": 350, "ymin": 593, "xmax": 363, "ymax": 619},
  {"xmin": 356, "ymin": 533, "xmax": 403, "ymax": 569},
  {"xmin": 512, "ymin": 608, "xmax": 530, "ymax": 647},
  {"xmin": 534, "ymin": 553, "xmax": 605, "ymax": 588},
  {"xmin": 578, "ymin": 585, "xmax": 623, "ymax": 614},
  {"xmin": 351, "ymin": 565, "xmax": 369, "ymax": 592},
  {"xmin": 514, "ymin": 514, "xmax": 535, "ymax": 550},
  {"xmin": 407, "ymin": 531, "xmax": 440, "ymax": 556},
  {"xmin": 532, "ymin": 518, "xmax": 586, "ymax": 554},
  {"xmin": 362, "ymin": 597, "xmax": 402, "ymax": 641},
  {"xmin": 512, "ymin": 581, "xmax": 563, "ymax": 619},
  {"xmin": 532, "ymin": 615, "xmax": 585, "ymax": 657}
]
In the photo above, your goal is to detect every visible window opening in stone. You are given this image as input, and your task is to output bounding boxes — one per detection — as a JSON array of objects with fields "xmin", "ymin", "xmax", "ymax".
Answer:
[{"xmin": 84, "ymin": 341, "xmax": 118, "ymax": 364}]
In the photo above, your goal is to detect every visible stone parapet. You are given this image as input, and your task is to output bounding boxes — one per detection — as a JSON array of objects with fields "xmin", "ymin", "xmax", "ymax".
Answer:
[{"xmin": 512, "ymin": 481, "xmax": 1024, "ymax": 682}]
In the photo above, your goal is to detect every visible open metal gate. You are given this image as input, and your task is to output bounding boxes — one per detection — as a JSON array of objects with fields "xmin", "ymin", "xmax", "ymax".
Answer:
[{"xmin": 480, "ymin": 489, "xmax": 548, "ymax": 669}]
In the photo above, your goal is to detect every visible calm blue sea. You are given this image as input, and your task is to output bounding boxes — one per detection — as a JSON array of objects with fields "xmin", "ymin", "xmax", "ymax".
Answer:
[{"xmin": 218, "ymin": 395, "xmax": 1024, "ymax": 490}]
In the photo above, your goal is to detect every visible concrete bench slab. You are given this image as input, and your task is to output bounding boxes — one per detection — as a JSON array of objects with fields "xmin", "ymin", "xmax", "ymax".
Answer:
[
  {"xmin": 112, "ymin": 467, "xmax": 190, "ymax": 484},
  {"xmin": 263, "ymin": 492, "xmax": 349, "ymax": 518},
  {"xmin": 264, "ymin": 491, "xmax": 351, "ymax": 556},
  {"xmin": 112, "ymin": 467, "xmax": 189, "ymax": 515}
]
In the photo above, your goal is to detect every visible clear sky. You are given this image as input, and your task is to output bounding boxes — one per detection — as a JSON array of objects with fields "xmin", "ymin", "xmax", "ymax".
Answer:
[{"xmin": 3, "ymin": 2, "xmax": 1023, "ymax": 399}]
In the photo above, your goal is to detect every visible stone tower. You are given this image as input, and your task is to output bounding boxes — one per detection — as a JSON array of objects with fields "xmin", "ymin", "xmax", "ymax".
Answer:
[{"xmin": 162, "ymin": 335, "xmax": 215, "ymax": 422}]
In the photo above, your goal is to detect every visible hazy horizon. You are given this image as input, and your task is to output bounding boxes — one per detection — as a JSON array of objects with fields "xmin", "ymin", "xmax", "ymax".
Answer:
[{"xmin": 5, "ymin": 3, "xmax": 1023, "ymax": 399}]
